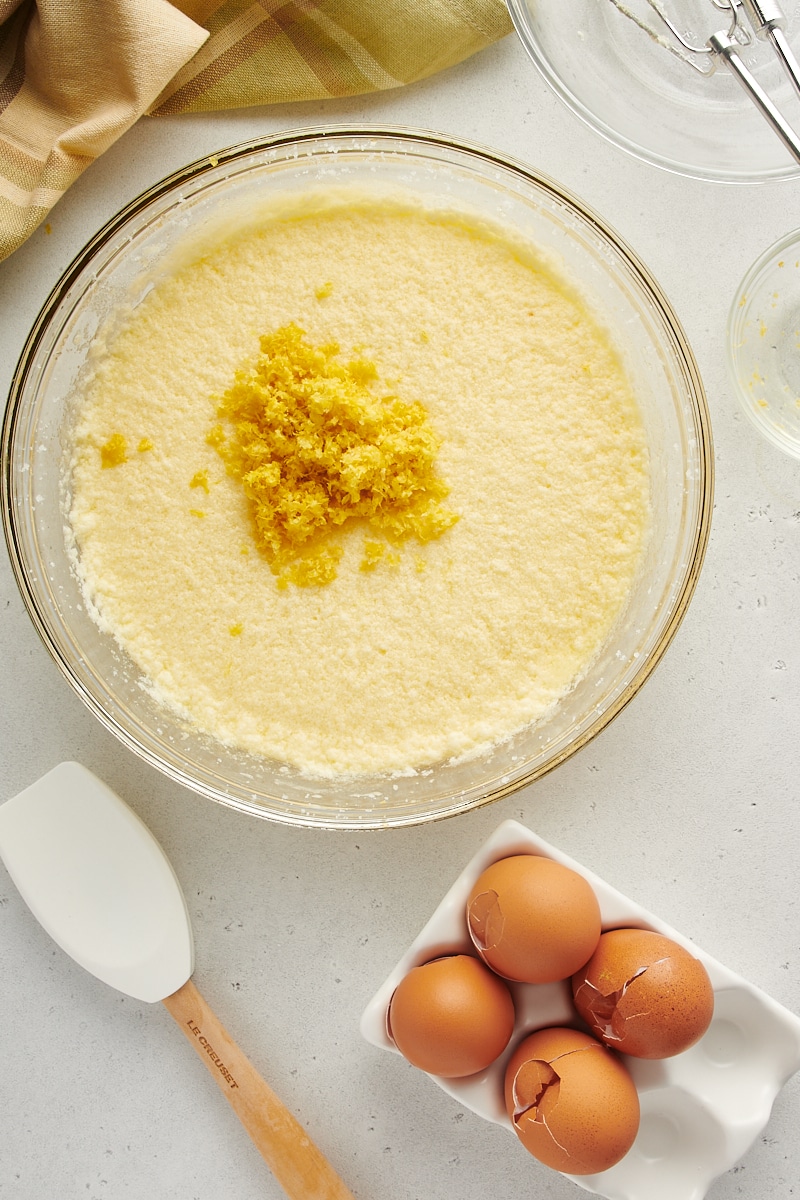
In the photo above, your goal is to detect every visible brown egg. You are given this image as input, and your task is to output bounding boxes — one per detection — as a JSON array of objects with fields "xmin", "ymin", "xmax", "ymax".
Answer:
[
  {"xmin": 572, "ymin": 927, "xmax": 715, "ymax": 1059},
  {"xmin": 466, "ymin": 854, "xmax": 601, "ymax": 983},
  {"xmin": 504, "ymin": 1027, "xmax": 640, "ymax": 1175},
  {"xmin": 388, "ymin": 954, "xmax": 515, "ymax": 1078}
]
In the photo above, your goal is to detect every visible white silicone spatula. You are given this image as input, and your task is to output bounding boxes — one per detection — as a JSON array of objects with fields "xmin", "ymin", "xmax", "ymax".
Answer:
[{"xmin": 0, "ymin": 761, "xmax": 356, "ymax": 1200}]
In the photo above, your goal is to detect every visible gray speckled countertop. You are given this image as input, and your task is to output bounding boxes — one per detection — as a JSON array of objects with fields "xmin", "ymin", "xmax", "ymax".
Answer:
[{"xmin": 1, "ymin": 28, "xmax": 799, "ymax": 1200}]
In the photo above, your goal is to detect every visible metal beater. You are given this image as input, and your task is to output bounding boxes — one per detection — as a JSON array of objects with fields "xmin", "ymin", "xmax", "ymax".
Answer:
[{"xmin": 607, "ymin": 0, "xmax": 800, "ymax": 162}]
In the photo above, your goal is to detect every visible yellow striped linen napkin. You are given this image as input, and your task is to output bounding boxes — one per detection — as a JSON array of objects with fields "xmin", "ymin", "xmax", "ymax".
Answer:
[{"xmin": 0, "ymin": 0, "xmax": 512, "ymax": 263}]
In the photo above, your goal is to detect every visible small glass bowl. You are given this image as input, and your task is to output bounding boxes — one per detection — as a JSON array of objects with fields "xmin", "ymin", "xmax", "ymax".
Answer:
[
  {"xmin": 507, "ymin": 0, "xmax": 800, "ymax": 183},
  {"xmin": 727, "ymin": 227, "xmax": 800, "ymax": 458},
  {"xmin": 1, "ymin": 127, "xmax": 713, "ymax": 828}
]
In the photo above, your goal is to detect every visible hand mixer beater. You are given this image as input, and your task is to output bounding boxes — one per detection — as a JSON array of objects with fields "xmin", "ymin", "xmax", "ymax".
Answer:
[{"xmin": 607, "ymin": 0, "xmax": 800, "ymax": 162}]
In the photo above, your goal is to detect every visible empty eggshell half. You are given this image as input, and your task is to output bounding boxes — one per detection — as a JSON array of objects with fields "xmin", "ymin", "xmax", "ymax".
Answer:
[{"xmin": 572, "ymin": 927, "xmax": 715, "ymax": 1058}]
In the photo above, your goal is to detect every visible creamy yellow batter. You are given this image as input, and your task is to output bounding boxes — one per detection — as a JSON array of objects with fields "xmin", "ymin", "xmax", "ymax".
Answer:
[{"xmin": 68, "ymin": 195, "xmax": 650, "ymax": 777}]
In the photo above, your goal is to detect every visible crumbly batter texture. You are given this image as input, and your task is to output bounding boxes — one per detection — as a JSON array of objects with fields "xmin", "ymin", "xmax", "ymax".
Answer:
[{"xmin": 69, "ymin": 196, "xmax": 650, "ymax": 777}]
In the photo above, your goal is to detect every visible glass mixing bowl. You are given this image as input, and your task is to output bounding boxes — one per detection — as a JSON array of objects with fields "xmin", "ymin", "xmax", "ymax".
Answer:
[
  {"xmin": 507, "ymin": 0, "xmax": 800, "ymax": 183},
  {"xmin": 1, "ymin": 127, "xmax": 713, "ymax": 828}
]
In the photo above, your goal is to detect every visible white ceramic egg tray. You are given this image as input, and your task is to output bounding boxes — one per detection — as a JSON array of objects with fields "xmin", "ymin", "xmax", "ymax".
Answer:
[{"xmin": 360, "ymin": 819, "xmax": 800, "ymax": 1200}]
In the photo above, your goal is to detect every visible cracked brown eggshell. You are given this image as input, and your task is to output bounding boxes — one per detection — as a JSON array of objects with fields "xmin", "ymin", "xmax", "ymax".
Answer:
[
  {"xmin": 387, "ymin": 954, "xmax": 515, "ymax": 1078},
  {"xmin": 571, "ymin": 927, "xmax": 715, "ymax": 1059},
  {"xmin": 503, "ymin": 1026, "xmax": 640, "ymax": 1175},
  {"xmin": 466, "ymin": 854, "xmax": 601, "ymax": 983}
]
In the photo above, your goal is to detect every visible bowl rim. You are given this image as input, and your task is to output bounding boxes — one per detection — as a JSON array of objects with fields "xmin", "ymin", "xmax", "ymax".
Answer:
[{"xmin": 1, "ymin": 123, "xmax": 715, "ymax": 827}]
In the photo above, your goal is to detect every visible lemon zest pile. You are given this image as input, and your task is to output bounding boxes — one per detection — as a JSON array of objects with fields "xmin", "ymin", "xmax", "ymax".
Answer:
[{"xmin": 212, "ymin": 324, "xmax": 457, "ymax": 587}]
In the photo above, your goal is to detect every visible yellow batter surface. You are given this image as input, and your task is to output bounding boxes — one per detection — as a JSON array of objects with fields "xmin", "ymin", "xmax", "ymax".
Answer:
[{"xmin": 69, "ymin": 195, "xmax": 650, "ymax": 777}]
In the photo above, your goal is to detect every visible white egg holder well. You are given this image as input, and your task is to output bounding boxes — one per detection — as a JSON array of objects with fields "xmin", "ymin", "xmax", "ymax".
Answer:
[{"xmin": 360, "ymin": 820, "xmax": 800, "ymax": 1200}]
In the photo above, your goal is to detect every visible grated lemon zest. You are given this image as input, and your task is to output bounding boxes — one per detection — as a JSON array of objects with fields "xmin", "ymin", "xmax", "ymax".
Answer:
[
  {"xmin": 190, "ymin": 469, "xmax": 210, "ymax": 493},
  {"xmin": 213, "ymin": 323, "xmax": 458, "ymax": 587},
  {"xmin": 100, "ymin": 434, "xmax": 128, "ymax": 468}
]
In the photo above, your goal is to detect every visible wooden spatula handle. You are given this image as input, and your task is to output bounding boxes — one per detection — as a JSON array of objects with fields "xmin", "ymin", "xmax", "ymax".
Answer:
[{"xmin": 163, "ymin": 978, "xmax": 357, "ymax": 1199}]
